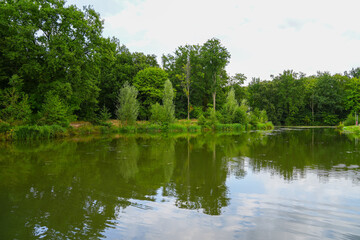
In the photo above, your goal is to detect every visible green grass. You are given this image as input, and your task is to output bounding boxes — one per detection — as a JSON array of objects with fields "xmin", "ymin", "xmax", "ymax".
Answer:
[
  {"xmin": 12, "ymin": 125, "xmax": 67, "ymax": 140},
  {"xmin": 343, "ymin": 125, "xmax": 360, "ymax": 136}
]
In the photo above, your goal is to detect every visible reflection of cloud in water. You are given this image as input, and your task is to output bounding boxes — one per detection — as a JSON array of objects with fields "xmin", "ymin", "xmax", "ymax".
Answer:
[{"xmin": 104, "ymin": 165, "xmax": 360, "ymax": 240}]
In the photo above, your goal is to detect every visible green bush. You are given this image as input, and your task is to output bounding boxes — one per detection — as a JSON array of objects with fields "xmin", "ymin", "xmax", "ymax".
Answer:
[
  {"xmin": 0, "ymin": 75, "xmax": 32, "ymax": 124},
  {"xmin": 150, "ymin": 103, "xmax": 166, "ymax": 124},
  {"xmin": 0, "ymin": 121, "xmax": 11, "ymax": 133},
  {"xmin": 162, "ymin": 80, "xmax": 176, "ymax": 123},
  {"xmin": 233, "ymin": 107, "xmax": 248, "ymax": 124},
  {"xmin": 116, "ymin": 81, "xmax": 139, "ymax": 125},
  {"xmin": 38, "ymin": 92, "xmax": 71, "ymax": 127},
  {"xmin": 344, "ymin": 113, "xmax": 356, "ymax": 126}
]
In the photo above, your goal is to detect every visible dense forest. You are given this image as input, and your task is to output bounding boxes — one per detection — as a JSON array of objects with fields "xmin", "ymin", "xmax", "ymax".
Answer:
[{"xmin": 1, "ymin": 0, "xmax": 359, "ymax": 128}]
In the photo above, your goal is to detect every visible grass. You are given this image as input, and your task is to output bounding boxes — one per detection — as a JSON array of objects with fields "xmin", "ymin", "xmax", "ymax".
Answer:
[
  {"xmin": 0, "ymin": 119, "xmax": 275, "ymax": 141},
  {"xmin": 343, "ymin": 125, "xmax": 360, "ymax": 136},
  {"xmin": 12, "ymin": 125, "xmax": 67, "ymax": 140}
]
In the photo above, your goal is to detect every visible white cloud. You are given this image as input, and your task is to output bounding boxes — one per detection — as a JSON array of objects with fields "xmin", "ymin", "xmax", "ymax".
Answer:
[{"xmin": 69, "ymin": 0, "xmax": 360, "ymax": 82}]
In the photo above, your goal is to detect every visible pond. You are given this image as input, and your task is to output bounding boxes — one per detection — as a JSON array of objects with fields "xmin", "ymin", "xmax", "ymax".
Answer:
[{"xmin": 0, "ymin": 129, "xmax": 359, "ymax": 239}]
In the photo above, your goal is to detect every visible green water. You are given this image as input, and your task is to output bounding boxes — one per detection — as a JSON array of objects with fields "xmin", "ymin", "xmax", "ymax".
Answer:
[{"xmin": 0, "ymin": 129, "xmax": 359, "ymax": 239}]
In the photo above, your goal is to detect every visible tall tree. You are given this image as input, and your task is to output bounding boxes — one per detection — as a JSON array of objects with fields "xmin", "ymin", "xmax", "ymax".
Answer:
[
  {"xmin": 200, "ymin": 38, "xmax": 230, "ymax": 111},
  {"xmin": 116, "ymin": 81, "xmax": 139, "ymax": 125},
  {"xmin": 133, "ymin": 67, "xmax": 168, "ymax": 119},
  {"xmin": 0, "ymin": 0, "xmax": 104, "ymax": 119}
]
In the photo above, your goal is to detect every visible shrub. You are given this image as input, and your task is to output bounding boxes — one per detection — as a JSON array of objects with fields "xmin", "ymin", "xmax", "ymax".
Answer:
[
  {"xmin": 116, "ymin": 81, "xmax": 139, "ymax": 125},
  {"xmin": 0, "ymin": 75, "xmax": 32, "ymax": 124},
  {"xmin": 344, "ymin": 113, "xmax": 356, "ymax": 126},
  {"xmin": 0, "ymin": 121, "xmax": 11, "ymax": 133},
  {"xmin": 162, "ymin": 80, "xmax": 176, "ymax": 123},
  {"xmin": 197, "ymin": 115, "xmax": 207, "ymax": 127},
  {"xmin": 150, "ymin": 103, "xmax": 166, "ymax": 124},
  {"xmin": 222, "ymin": 87, "xmax": 239, "ymax": 123},
  {"xmin": 38, "ymin": 92, "xmax": 71, "ymax": 127},
  {"xmin": 233, "ymin": 107, "xmax": 247, "ymax": 124}
]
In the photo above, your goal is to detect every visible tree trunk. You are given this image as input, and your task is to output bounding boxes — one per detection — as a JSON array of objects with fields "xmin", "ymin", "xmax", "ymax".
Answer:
[{"xmin": 187, "ymin": 93, "xmax": 190, "ymax": 120}]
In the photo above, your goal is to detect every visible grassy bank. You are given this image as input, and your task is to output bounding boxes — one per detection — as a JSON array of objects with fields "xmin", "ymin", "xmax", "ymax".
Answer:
[
  {"xmin": 342, "ymin": 125, "xmax": 360, "ymax": 137},
  {"xmin": 0, "ymin": 119, "xmax": 274, "ymax": 141}
]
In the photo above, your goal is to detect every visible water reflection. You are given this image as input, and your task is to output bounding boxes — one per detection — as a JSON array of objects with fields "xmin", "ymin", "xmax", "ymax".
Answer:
[{"xmin": 0, "ymin": 129, "xmax": 359, "ymax": 239}]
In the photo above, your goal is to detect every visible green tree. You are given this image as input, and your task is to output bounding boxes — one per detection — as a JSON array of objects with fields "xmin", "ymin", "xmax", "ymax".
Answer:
[
  {"xmin": 176, "ymin": 56, "xmax": 192, "ymax": 120},
  {"xmin": 38, "ymin": 91, "xmax": 71, "ymax": 127},
  {"xmin": 162, "ymin": 79, "xmax": 176, "ymax": 123},
  {"xmin": 1, "ymin": 0, "xmax": 104, "ymax": 119},
  {"xmin": 0, "ymin": 75, "xmax": 31, "ymax": 124},
  {"xmin": 133, "ymin": 67, "xmax": 168, "ymax": 119},
  {"xmin": 200, "ymin": 38, "xmax": 230, "ymax": 111},
  {"xmin": 345, "ymin": 77, "xmax": 360, "ymax": 124},
  {"xmin": 222, "ymin": 87, "xmax": 238, "ymax": 123},
  {"xmin": 116, "ymin": 81, "xmax": 139, "ymax": 125}
]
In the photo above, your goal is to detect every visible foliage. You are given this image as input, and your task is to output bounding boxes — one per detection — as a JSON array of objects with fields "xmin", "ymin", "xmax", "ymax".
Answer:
[
  {"xmin": 116, "ymin": 81, "xmax": 139, "ymax": 125},
  {"xmin": 1, "ymin": 0, "xmax": 104, "ymax": 118},
  {"xmin": 344, "ymin": 113, "xmax": 356, "ymax": 126},
  {"xmin": 345, "ymin": 77, "xmax": 360, "ymax": 113},
  {"xmin": 162, "ymin": 79, "xmax": 176, "ymax": 123},
  {"xmin": 222, "ymin": 87, "xmax": 239, "ymax": 123},
  {"xmin": 133, "ymin": 67, "xmax": 168, "ymax": 119},
  {"xmin": 0, "ymin": 75, "xmax": 32, "ymax": 124},
  {"xmin": 197, "ymin": 115, "xmax": 207, "ymax": 127},
  {"xmin": 200, "ymin": 38, "xmax": 231, "ymax": 111},
  {"xmin": 38, "ymin": 92, "xmax": 71, "ymax": 127},
  {"xmin": 0, "ymin": 121, "xmax": 11, "ymax": 133},
  {"xmin": 12, "ymin": 125, "xmax": 67, "ymax": 140},
  {"xmin": 150, "ymin": 103, "xmax": 166, "ymax": 124},
  {"xmin": 98, "ymin": 105, "xmax": 111, "ymax": 122}
]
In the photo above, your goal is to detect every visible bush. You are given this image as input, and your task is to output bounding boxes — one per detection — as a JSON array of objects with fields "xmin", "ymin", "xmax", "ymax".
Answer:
[
  {"xmin": 150, "ymin": 103, "xmax": 166, "ymax": 124},
  {"xmin": 233, "ymin": 107, "xmax": 248, "ymax": 124},
  {"xmin": 222, "ymin": 87, "xmax": 238, "ymax": 123},
  {"xmin": 162, "ymin": 80, "xmax": 176, "ymax": 123},
  {"xmin": 344, "ymin": 113, "xmax": 356, "ymax": 126},
  {"xmin": 116, "ymin": 81, "xmax": 139, "ymax": 125},
  {"xmin": 38, "ymin": 92, "xmax": 71, "ymax": 127},
  {"xmin": 0, "ymin": 75, "xmax": 32, "ymax": 124},
  {"xmin": 197, "ymin": 115, "xmax": 207, "ymax": 127},
  {"xmin": 0, "ymin": 121, "xmax": 11, "ymax": 133}
]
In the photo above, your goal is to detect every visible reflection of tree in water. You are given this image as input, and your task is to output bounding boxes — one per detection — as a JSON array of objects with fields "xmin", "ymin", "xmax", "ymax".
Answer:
[
  {"xmin": 0, "ymin": 136, "xmax": 177, "ymax": 239},
  {"xmin": 245, "ymin": 129, "xmax": 360, "ymax": 181},
  {"xmin": 165, "ymin": 134, "xmax": 249, "ymax": 215},
  {"xmin": 1, "ymin": 130, "xmax": 359, "ymax": 238}
]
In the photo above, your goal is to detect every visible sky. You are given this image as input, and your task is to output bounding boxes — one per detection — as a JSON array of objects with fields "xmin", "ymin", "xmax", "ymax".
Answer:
[{"xmin": 66, "ymin": 0, "xmax": 360, "ymax": 83}]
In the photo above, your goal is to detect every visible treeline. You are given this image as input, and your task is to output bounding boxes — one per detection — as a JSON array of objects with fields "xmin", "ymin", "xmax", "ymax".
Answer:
[
  {"xmin": 247, "ymin": 70, "xmax": 360, "ymax": 126},
  {"xmin": 0, "ymin": 0, "xmax": 359, "ymax": 128}
]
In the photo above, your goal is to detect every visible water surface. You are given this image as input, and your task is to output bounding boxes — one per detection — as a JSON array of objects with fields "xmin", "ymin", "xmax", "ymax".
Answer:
[{"xmin": 0, "ymin": 129, "xmax": 359, "ymax": 239}]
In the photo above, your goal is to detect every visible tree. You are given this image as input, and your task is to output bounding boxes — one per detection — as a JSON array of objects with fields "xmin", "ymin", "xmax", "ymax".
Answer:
[
  {"xmin": 222, "ymin": 87, "xmax": 238, "ymax": 123},
  {"xmin": 116, "ymin": 82, "xmax": 139, "ymax": 125},
  {"xmin": 162, "ymin": 79, "xmax": 176, "ymax": 123},
  {"xmin": 0, "ymin": 75, "xmax": 31, "ymax": 124},
  {"xmin": 133, "ymin": 67, "xmax": 168, "ymax": 119},
  {"xmin": 176, "ymin": 56, "xmax": 192, "ymax": 120},
  {"xmin": 38, "ymin": 91, "xmax": 71, "ymax": 127},
  {"xmin": 200, "ymin": 38, "xmax": 230, "ymax": 111},
  {"xmin": 1, "ymin": 0, "xmax": 104, "ymax": 119},
  {"xmin": 345, "ymin": 77, "xmax": 360, "ymax": 124}
]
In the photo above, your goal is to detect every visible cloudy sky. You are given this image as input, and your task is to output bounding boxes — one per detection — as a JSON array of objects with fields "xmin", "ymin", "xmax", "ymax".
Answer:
[{"xmin": 66, "ymin": 0, "xmax": 360, "ymax": 82}]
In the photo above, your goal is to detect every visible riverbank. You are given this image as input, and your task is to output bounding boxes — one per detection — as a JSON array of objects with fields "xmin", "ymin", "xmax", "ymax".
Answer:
[
  {"xmin": 0, "ymin": 119, "xmax": 274, "ymax": 141},
  {"xmin": 342, "ymin": 125, "xmax": 360, "ymax": 137}
]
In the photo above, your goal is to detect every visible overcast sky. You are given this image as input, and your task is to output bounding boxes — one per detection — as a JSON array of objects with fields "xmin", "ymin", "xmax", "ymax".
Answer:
[{"xmin": 66, "ymin": 0, "xmax": 360, "ymax": 82}]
